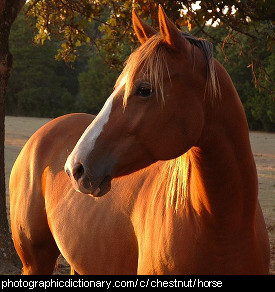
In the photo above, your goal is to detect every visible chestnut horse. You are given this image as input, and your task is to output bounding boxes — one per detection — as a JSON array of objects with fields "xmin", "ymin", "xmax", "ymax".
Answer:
[{"xmin": 10, "ymin": 7, "xmax": 270, "ymax": 274}]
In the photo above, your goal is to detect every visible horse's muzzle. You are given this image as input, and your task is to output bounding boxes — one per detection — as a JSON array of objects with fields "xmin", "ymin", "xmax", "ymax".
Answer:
[{"xmin": 65, "ymin": 161, "xmax": 112, "ymax": 197}]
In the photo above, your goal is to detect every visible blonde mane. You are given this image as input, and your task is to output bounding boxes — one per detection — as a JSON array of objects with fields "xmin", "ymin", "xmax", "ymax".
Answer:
[
  {"xmin": 117, "ymin": 31, "xmax": 219, "ymax": 210},
  {"xmin": 164, "ymin": 153, "xmax": 191, "ymax": 210}
]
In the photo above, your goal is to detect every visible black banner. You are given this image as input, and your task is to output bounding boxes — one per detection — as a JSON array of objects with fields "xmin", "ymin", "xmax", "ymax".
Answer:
[{"xmin": 0, "ymin": 275, "xmax": 273, "ymax": 290}]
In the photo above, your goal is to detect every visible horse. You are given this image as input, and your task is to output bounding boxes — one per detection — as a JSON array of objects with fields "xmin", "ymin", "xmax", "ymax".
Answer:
[{"xmin": 9, "ymin": 6, "xmax": 270, "ymax": 275}]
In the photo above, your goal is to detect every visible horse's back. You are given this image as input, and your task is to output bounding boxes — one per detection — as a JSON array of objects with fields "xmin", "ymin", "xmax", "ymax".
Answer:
[
  {"xmin": 10, "ymin": 113, "xmax": 139, "ymax": 274},
  {"xmin": 9, "ymin": 113, "xmax": 94, "ymax": 274}
]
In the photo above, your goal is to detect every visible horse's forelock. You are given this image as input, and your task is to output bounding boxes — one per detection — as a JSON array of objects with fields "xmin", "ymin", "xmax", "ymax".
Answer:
[{"xmin": 116, "ymin": 30, "xmax": 220, "ymax": 108}]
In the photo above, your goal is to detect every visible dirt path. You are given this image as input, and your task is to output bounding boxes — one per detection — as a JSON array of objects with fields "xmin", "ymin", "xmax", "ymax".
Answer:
[
  {"xmin": 3, "ymin": 116, "xmax": 275, "ymax": 274},
  {"xmin": 249, "ymin": 132, "xmax": 275, "ymax": 274}
]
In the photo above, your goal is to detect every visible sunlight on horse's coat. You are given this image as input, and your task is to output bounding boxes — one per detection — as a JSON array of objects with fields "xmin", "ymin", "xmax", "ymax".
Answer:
[{"xmin": 9, "ymin": 6, "xmax": 270, "ymax": 275}]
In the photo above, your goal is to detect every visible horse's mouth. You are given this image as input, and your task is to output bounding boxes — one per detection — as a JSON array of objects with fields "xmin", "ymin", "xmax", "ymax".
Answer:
[
  {"xmin": 89, "ymin": 175, "xmax": 112, "ymax": 197},
  {"xmin": 72, "ymin": 173, "xmax": 112, "ymax": 198}
]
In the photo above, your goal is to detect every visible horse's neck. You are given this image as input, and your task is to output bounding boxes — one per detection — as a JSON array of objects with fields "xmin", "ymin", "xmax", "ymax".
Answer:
[{"xmin": 187, "ymin": 65, "xmax": 258, "ymax": 228}]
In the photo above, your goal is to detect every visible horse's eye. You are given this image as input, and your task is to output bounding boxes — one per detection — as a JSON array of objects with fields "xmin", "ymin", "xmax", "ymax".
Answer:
[{"xmin": 136, "ymin": 84, "xmax": 153, "ymax": 98}]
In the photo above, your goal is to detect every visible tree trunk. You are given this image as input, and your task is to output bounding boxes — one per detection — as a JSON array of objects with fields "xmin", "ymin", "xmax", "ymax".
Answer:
[{"xmin": 0, "ymin": 0, "xmax": 26, "ymax": 267}]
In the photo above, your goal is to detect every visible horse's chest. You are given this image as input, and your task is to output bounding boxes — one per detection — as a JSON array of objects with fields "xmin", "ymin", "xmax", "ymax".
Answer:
[{"xmin": 134, "ymin": 216, "xmax": 199, "ymax": 274}]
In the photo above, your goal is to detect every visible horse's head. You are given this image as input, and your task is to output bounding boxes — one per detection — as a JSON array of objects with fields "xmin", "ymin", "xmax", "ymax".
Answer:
[{"xmin": 65, "ymin": 6, "xmax": 218, "ymax": 197}]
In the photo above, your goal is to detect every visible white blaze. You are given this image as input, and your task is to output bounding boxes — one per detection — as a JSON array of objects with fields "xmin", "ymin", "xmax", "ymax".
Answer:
[{"xmin": 65, "ymin": 76, "xmax": 127, "ymax": 174}]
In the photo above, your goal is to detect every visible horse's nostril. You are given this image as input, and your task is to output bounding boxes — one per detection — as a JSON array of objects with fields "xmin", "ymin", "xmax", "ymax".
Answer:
[{"xmin": 73, "ymin": 164, "xmax": 84, "ymax": 182}]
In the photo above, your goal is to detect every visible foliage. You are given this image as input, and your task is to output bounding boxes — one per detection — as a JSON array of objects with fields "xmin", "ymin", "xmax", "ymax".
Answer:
[
  {"xmin": 210, "ymin": 26, "xmax": 275, "ymax": 131},
  {"xmin": 78, "ymin": 55, "xmax": 119, "ymax": 114},
  {"xmin": 7, "ymin": 12, "xmax": 120, "ymax": 117},
  {"xmin": 25, "ymin": 0, "xmax": 274, "ymax": 92},
  {"xmin": 7, "ymin": 3, "xmax": 275, "ymax": 131},
  {"xmin": 7, "ymin": 13, "xmax": 79, "ymax": 117}
]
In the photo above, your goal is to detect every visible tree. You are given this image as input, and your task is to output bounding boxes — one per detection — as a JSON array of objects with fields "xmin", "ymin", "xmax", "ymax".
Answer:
[
  {"xmin": 7, "ymin": 12, "xmax": 80, "ymax": 118},
  {"xmin": 0, "ymin": 0, "xmax": 25, "ymax": 265},
  {"xmin": 211, "ymin": 26, "xmax": 275, "ymax": 131},
  {"xmin": 26, "ymin": 0, "xmax": 274, "ymax": 92},
  {"xmin": 78, "ymin": 54, "xmax": 119, "ymax": 114}
]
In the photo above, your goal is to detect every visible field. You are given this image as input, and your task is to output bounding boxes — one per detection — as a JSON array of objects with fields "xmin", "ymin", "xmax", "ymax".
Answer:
[{"xmin": 3, "ymin": 116, "xmax": 275, "ymax": 274}]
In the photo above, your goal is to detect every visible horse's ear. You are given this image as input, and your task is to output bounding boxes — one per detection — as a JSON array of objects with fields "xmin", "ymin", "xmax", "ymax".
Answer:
[
  {"xmin": 132, "ymin": 9, "xmax": 156, "ymax": 44},
  {"xmin": 158, "ymin": 5, "xmax": 183, "ymax": 51}
]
